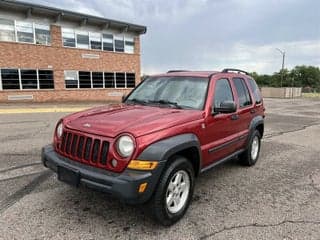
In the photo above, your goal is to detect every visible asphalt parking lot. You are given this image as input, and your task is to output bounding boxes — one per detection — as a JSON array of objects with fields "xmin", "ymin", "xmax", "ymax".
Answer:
[{"xmin": 0, "ymin": 98, "xmax": 319, "ymax": 240}]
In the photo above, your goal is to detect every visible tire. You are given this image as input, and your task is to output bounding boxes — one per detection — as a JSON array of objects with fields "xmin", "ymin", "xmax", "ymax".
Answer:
[
  {"xmin": 239, "ymin": 130, "xmax": 261, "ymax": 166},
  {"xmin": 147, "ymin": 156, "xmax": 195, "ymax": 226}
]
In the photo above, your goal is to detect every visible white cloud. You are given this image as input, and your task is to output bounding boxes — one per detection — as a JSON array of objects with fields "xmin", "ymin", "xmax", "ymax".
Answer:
[
  {"xmin": 89, "ymin": 0, "xmax": 210, "ymax": 23},
  {"xmin": 26, "ymin": 0, "xmax": 102, "ymax": 16},
  {"xmin": 150, "ymin": 0, "xmax": 209, "ymax": 22},
  {"xmin": 33, "ymin": 0, "xmax": 210, "ymax": 24},
  {"xmin": 143, "ymin": 40, "xmax": 320, "ymax": 75},
  {"xmin": 210, "ymin": 40, "xmax": 320, "ymax": 74},
  {"xmin": 25, "ymin": 0, "xmax": 320, "ymax": 75}
]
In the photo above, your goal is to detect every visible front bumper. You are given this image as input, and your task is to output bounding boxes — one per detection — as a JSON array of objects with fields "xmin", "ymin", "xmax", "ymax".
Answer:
[{"xmin": 41, "ymin": 144, "xmax": 165, "ymax": 204}]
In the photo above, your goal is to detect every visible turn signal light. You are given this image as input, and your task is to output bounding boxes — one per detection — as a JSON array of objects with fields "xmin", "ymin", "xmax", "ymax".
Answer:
[
  {"xmin": 138, "ymin": 182, "xmax": 148, "ymax": 193},
  {"xmin": 127, "ymin": 160, "xmax": 158, "ymax": 170}
]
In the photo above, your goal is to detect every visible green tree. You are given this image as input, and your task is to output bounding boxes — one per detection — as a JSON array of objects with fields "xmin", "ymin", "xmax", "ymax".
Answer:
[
  {"xmin": 250, "ymin": 72, "xmax": 273, "ymax": 86},
  {"xmin": 290, "ymin": 66, "xmax": 320, "ymax": 90},
  {"xmin": 250, "ymin": 65, "xmax": 320, "ymax": 91}
]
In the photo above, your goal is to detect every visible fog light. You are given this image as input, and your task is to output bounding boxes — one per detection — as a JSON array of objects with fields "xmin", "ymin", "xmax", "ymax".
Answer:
[
  {"xmin": 111, "ymin": 159, "xmax": 118, "ymax": 168},
  {"xmin": 138, "ymin": 182, "xmax": 148, "ymax": 193}
]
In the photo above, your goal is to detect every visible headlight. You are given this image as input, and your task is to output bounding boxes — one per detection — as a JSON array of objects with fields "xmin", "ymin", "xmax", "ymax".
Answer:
[
  {"xmin": 116, "ymin": 135, "xmax": 135, "ymax": 158},
  {"xmin": 56, "ymin": 122, "xmax": 63, "ymax": 139}
]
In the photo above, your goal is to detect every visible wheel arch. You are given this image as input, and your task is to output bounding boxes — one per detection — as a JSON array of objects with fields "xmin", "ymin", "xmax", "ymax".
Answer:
[
  {"xmin": 256, "ymin": 123, "xmax": 264, "ymax": 138},
  {"xmin": 137, "ymin": 133, "xmax": 202, "ymax": 176},
  {"xmin": 247, "ymin": 115, "xmax": 264, "ymax": 147}
]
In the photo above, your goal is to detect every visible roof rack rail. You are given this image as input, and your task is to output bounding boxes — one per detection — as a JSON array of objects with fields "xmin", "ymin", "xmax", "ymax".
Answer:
[
  {"xmin": 222, "ymin": 68, "xmax": 249, "ymax": 75},
  {"xmin": 167, "ymin": 70, "xmax": 190, "ymax": 73}
]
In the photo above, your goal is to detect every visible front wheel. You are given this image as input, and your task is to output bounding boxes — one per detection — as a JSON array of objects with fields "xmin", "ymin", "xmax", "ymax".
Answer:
[
  {"xmin": 147, "ymin": 156, "xmax": 195, "ymax": 226},
  {"xmin": 239, "ymin": 130, "xmax": 261, "ymax": 166}
]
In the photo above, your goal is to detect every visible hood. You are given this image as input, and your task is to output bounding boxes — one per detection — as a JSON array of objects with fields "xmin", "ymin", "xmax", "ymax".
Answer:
[{"xmin": 64, "ymin": 104, "xmax": 204, "ymax": 138}]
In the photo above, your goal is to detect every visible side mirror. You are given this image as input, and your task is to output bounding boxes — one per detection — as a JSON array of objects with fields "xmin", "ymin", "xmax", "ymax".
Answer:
[
  {"xmin": 212, "ymin": 101, "xmax": 237, "ymax": 115},
  {"xmin": 121, "ymin": 94, "xmax": 127, "ymax": 103}
]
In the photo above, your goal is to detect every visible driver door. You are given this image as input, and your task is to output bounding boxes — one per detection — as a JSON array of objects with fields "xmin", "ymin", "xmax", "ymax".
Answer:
[{"xmin": 203, "ymin": 78, "xmax": 240, "ymax": 166}]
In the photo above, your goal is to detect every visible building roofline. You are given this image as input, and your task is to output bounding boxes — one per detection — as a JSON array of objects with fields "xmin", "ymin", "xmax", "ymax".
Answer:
[{"xmin": 0, "ymin": 0, "xmax": 147, "ymax": 34}]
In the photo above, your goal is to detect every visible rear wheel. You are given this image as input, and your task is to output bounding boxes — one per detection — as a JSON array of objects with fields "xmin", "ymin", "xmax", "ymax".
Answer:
[
  {"xmin": 147, "ymin": 156, "xmax": 195, "ymax": 226},
  {"xmin": 239, "ymin": 130, "xmax": 261, "ymax": 166}
]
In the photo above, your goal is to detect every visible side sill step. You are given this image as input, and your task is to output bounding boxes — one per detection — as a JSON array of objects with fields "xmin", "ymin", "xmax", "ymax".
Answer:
[{"xmin": 200, "ymin": 149, "xmax": 244, "ymax": 173}]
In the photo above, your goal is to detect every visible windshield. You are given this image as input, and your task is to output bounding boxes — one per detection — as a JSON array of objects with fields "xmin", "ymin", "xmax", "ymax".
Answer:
[{"xmin": 126, "ymin": 76, "xmax": 209, "ymax": 110}]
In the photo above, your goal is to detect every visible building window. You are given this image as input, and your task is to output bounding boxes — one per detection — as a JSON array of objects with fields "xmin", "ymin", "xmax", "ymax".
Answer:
[
  {"xmin": 0, "ymin": 68, "xmax": 54, "ymax": 90},
  {"xmin": 1, "ymin": 69, "xmax": 20, "ymax": 90},
  {"xmin": 39, "ymin": 70, "xmax": 54, "ymax": 89},
  {"xmin": 35, "ymin": 24, "xmax": 50, "ymax": 45},
  {"xmin": 126, "ymin": 73, "xmax": 135, "ymax": 88},
  {"xmin": 62, "ymin": 28, "xmax": 76, "ymax": 47},
  {"xmin": 114, "ymin": 35, "xmax": 124, "ymax": 52},
  {"xmin": 76, "ymin": 31, "xmax": 89, "ymax": 49},
  {"xmin": 92, "ymin": 72, "xmax": 103, "ymax": 88},
  {"xmin": 0, "ymin": 18, "xmax": 50, "ymax": 45},
  {"xmin": 0, "ymin": 18, "xmax": 15, "ymax": 42},
  {"xmin": 90, "ymin": 33, "xmax": 102, "ymax": 50},
  {"xmin": 64, "ymin": 70, "xmax": 78, "ymax": 88},
  {"xmin": 116, "ymin": 72, "xmax": 126, "ymax": 87},
  {"xmin": 103, "ymin": 34, "xmax": 114, "ymax": 51},
  {"xmin": 16, "ymin": 21, "xmax": 34, "ymax": 43},
  {"xmin": 104, "ymin": 72, "xmax": 115, "ymax": 88},
  {"xmin": 60, "ymin": 27, "xmax": 135, "ymax": 54},
  {"xmin": 79, "ymin": 71, "xmax": 91, "ymax": 88},
  {"xmin": 21, "ymin": 69, "xmax": 37, "ymax": 89},
  {"xmin": 125, "ymin": 36, "xmax": 134, "ymax": 53},
  {"xmin": 64, "ymin": 71, "xmax": 135, "ymax": 89}
]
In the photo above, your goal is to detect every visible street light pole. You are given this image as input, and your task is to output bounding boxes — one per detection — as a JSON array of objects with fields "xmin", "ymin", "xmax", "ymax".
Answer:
[{"xmin": 276, "ymin": 48, "xmax": 285, "ymax": 88}]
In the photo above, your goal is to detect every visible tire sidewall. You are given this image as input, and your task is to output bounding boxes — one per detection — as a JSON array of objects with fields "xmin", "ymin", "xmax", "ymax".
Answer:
[
  {"xmin": 248, "ymin": 130, "xmax": 261, "ymax": 165},
  {"xmin": 164, "ymin": 160, "xmax": 194, "ymax": 219},
  {"xmin": 153, "ymin": 156, "xmax": 195, "ymax": 225}
]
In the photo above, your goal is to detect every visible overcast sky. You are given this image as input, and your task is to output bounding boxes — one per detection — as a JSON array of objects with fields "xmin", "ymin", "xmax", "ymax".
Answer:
[{"xmin": 29, "ymin": 0, "xmax": 320, "ymax": 74}]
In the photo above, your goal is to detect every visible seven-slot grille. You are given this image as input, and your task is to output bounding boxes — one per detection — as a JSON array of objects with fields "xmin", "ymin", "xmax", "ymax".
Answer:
[{"xmin": 57, "ymin": 129, "xmax": 109, "ymax": 167}]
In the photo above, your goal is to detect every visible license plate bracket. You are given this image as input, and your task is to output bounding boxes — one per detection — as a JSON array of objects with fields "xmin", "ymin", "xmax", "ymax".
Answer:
[{"xmin": 57, "ymin": 166, "xmax": 80, "ymax": 187}]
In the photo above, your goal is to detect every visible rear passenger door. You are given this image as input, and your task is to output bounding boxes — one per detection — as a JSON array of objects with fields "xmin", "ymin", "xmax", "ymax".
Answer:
[{"xmin": 232, "ymin": 77, "xmax": 254, "ymax": 149}]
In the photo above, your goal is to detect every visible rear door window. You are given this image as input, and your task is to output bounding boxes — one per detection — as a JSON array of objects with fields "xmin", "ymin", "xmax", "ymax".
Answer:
[
  {"xmin": 248, "ymin": 78, "xmax": 262, "ymax": 104},
  {"xmin": 232, "ymin": 78, "xmax": 252, "ymax": 108}
]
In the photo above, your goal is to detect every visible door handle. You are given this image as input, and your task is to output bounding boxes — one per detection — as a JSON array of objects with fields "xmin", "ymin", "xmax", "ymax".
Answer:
[
  {"xmin": 250, "ymin": 109, "xmax": 256, "ymax": 114},
  {"xmin": 231, "ymin": 114, "xmax": 239, "ymax": 120}
]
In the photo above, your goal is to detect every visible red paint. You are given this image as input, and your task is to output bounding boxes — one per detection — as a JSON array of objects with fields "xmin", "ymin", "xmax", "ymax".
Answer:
[{"xmin": 54, "ymin": 71, "xmax": 265, "ymax": 173}]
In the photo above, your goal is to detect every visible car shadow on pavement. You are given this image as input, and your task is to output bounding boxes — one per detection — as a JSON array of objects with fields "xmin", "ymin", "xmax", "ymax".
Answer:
[
  {"xmin": 36, "ymin": 142, "xmax": 295, "ymax": 238},
  {"xmin": 44, "ymin": 158, "xmax": 242, "ymax": 231}
]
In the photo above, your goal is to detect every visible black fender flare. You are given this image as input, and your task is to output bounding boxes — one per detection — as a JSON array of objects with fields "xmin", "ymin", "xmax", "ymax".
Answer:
[
  {"xmin": 246, "ymin": 115, "xmax": 264, "ymax": 146},
  {"xmin": 137, "ymin": 133, "xmax": 202, "ymax": 174}
]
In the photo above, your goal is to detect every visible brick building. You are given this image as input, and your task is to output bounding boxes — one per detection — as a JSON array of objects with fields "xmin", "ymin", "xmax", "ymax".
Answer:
[{"xmin": 0, "ymin": 0, "xmax": 146, "ymax": 102}]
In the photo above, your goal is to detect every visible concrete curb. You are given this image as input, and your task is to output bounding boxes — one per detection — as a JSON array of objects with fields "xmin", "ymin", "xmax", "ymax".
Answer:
[{"xmin": 0, "ymin": 107, "xmax": 88, "ymax": 114}]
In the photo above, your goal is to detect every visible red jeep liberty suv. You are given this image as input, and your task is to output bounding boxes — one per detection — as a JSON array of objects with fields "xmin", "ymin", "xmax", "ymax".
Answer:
[{"xmin": 42, "ymin": 68, "xmax": 265, "ymax": 226}]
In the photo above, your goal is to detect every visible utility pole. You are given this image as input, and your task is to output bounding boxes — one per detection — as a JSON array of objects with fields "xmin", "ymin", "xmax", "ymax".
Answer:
[{"xmin": 276, "ymin": 48, "xmax": 285, "ymax": 88}]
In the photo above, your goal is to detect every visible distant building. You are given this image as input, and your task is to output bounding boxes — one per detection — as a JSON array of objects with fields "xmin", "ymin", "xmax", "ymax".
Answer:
[{"xmin": 0, "ymin": 0, "xmax": 146, "ymax": 102}]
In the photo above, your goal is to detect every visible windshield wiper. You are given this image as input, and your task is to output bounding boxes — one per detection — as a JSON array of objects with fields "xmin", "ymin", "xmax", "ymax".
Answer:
[
  {"xmin": 149, "ymin": 99, "xmax": 183, "ymax": 109},
  {"xmin": 126, "ymin": 98, "xmax": 149, "ymax": 105}
]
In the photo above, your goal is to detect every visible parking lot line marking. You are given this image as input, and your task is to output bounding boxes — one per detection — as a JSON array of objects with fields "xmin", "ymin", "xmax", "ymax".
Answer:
[{"xmin": 0, "ymin": 107, "xmax": 88, "ymax": 114}]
